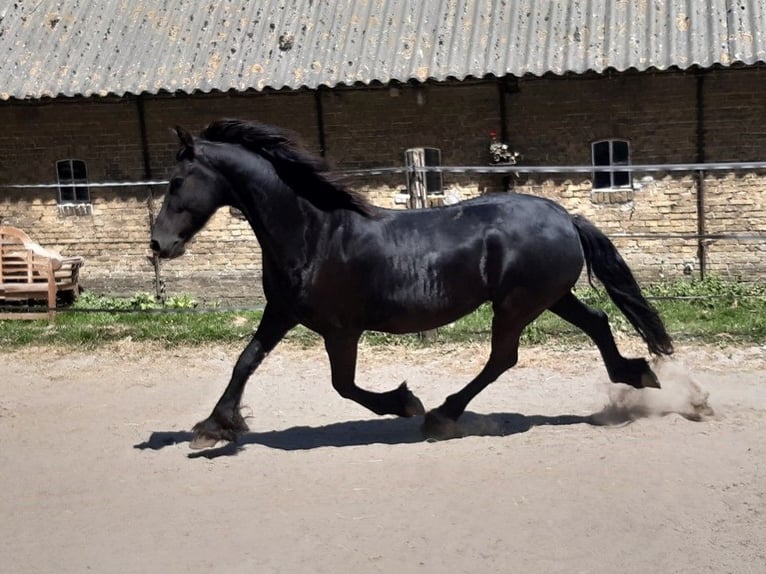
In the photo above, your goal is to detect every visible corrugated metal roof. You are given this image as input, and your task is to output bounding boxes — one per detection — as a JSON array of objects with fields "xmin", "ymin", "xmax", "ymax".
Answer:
[{"xmin": 1, "ymin": 0, "xmax": 765, "ymax": 100}]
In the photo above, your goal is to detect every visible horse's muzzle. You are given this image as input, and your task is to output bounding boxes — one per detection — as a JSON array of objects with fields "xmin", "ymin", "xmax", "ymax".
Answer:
[{"xmin": 150, "ymin": 238, "xmax": 185, "ymax": 260}]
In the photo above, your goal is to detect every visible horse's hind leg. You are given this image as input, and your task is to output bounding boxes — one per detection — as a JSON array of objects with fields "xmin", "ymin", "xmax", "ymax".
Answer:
[
  {"xmin": 190, "ymin": 305, "xmax": 296, "ymax": 449},
  {"xmin": 324, "ymin": 334, "xmax": 425, "ymax": 417},
  {"xmin": 549, "ymin": 292, "xmax": 659, "ymax": 388},
  {"xmin": 422, "ymin": 303, "xmax": 539, "ymax": 440}
]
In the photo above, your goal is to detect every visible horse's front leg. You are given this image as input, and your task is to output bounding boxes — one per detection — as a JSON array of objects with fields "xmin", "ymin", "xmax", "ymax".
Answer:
[
  {"xmin": 190, "ymin": 306, "xmax": 296, "ymax": 449},
  {"xmin": 324, "ymin": 334, "xmax": 425, "ymax": 417}
]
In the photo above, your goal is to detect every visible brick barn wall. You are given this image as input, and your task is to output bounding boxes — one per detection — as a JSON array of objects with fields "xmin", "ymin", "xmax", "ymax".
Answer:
[
  {"xmin": 1, "ymin": 68, "xmax": 764, "ymax": 304},
  {"xmin": 506, "ymin": 68, "xmax": 766, "ymax": 280},
  {"xmin": 698, "ymin": 69, "xmax": 766, "ymax": 278},
  {"xmin": 319, "ymin": 82, "xmax": 503, "ymax": 204},
  {"xmin": 507, "ymin": 72, "xmax": 701, "ymax": 279},
  {"xmin": 0, "ymin": 92, "xmax": 321, "ymax": 301},
  {"xmin": 703, "ymin": 172, "xmax": 766, "ymax": 277},
  {"xmin": 0, "ymin": 98, "xmax": 158, "ymax": 294}
]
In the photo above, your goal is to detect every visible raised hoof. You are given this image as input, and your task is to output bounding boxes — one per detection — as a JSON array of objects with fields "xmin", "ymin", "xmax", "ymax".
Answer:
[
  {"xmin": 641, "ymin": 370, "xmax": 661, "ymax": 389},
  {"xmin": 617, "ymin": 358, "xmax": 662, "ymax": 389},
  {"xmin": 189, "ymin": 412, "xmax": 249, "ymax": 450},
  {"xmin": 421, "ymin": 409, "xmax": 464, "ymax": 441},
  {"xmin": 398, "ymin": 382, "xmax": 426, "ymax": 417}
]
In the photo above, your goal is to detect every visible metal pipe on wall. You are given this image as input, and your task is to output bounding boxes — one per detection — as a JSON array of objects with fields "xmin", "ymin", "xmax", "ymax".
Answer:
[{"xmin": 695, "ymin": 72, "xmax": 707, "ymax": 280}]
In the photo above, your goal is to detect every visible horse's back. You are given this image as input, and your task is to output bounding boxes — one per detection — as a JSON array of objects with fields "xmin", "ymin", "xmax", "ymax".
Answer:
[
  {"xmin": 380, "ymin": 192, "xmax": 571, "ymax": 228},
  {"xmin": 378, "ymin": 192, "xmax": 581, "ymax": 263}
]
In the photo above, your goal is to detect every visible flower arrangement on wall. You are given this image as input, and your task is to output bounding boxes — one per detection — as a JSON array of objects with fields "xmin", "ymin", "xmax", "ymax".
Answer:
[{"xmin": 488, "ymin": 130, "xmax": 521, "ymax": 165}]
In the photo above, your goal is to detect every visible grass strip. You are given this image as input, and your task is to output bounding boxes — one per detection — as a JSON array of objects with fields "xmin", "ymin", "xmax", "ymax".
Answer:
[{"xmin": 1, "ymin": 277, "xmax": 764, "ymax": 349}]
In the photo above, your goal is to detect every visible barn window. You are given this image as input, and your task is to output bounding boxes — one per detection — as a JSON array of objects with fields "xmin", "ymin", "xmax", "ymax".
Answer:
[
  {"xmin": 56, "ymin": 159, "xmax": 91, "ymax": 204},
  {"xmin": 591, "ymin": 140, "xmax": 631, "ymax": 190}
]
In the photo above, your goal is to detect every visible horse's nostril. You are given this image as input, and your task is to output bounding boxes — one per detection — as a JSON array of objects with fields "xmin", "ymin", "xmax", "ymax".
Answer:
[{"xmin": 149, "ymin": 239, "xmax": 160, "ymax": 253}]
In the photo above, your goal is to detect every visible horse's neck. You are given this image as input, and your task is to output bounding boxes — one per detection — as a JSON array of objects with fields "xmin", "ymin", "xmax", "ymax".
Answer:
[{"xmin": 215, "ymin": 148, "xmax": 327, "ymax": 265}]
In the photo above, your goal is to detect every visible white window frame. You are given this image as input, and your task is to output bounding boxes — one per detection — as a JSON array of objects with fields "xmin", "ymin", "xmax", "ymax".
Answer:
[
  {"xmin": 591, "ymin": 139, "xmax": 631, "ymax": 191},
  {"xmin": 56, "ymin": 159, "xmax": 91, "ymax": 204}
]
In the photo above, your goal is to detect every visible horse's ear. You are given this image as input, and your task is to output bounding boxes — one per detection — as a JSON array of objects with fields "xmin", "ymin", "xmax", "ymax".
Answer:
[{"xmin": 174, "ymin": 126, "xmax": 195, "ymax": 158}]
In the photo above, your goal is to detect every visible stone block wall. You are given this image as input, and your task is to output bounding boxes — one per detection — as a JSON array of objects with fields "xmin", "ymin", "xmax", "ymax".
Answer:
[{"xmin": 703, "ymin": 172, "xmax": 766, "ymax": 278}]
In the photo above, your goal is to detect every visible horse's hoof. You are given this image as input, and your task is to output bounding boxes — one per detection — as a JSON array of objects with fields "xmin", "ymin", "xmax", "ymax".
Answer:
[
  {"xmin": 398, "ymin": 382, "xmax": 426, "ymax": 417},
  {"xmin": 189, "ymin": 413, "xmax": 248, "ymax": 449},
  {"xmin": 421, "ymin": 409, "xmax": 463, "ymax": 441},
  {"xmin": 189, "ymin": 433, "xmax": 220, "ymax": 450},
  {"xmin": 619, "ymin": 358, "xmax": 662, "ymax": 389},
  {"xmin": 641, "ymin": 370, "xmax": 661, "ymax": 389}
]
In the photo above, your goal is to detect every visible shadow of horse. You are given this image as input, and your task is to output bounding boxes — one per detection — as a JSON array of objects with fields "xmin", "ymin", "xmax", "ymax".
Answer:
[{"xmin": 134, "ymin": 409, "xmax": 626, "ymax": 459}]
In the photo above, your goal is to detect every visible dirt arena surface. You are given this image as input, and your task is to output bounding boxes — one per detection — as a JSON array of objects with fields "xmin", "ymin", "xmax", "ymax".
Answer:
[{"xmin": 1, "ymin": 339, "xmax": 765, "ymax": 573}]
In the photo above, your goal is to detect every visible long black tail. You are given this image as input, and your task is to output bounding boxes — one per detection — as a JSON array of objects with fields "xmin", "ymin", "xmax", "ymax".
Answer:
[{"xmin": 572, "ymin": 215, "xmax": 673, "ymax": 356}]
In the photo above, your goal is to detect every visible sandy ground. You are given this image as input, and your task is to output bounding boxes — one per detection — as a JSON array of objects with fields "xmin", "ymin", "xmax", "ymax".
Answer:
[{"xmin": 1, "ymin": 339, "xmax": 765, "ymax": 573}]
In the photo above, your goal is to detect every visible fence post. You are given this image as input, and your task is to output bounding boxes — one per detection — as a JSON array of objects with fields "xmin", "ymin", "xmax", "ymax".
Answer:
[
  {"xmin": 404, "ymin": 150, "xmax": 435, "ymax": 341},
  {"xmin": 405, "ymin": 148, "xmax": 428, "ymax": 209},
  {"xmin": 136, "ymin": 95, "xmax": 165, "ymax": 302}
]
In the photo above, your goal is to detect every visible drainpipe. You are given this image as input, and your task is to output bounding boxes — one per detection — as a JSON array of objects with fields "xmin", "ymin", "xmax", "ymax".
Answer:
[
  {"xmin": 314, "ymin": 89, "xmax": 327, "ymax": 158},
  {"xmin": 695, "ymin": 72, "xmax": 707, "ymax": 280},
  {"xmin": 136, "ymin": 95, "xmax": 164, "ymax": 301},
  {"xmin": 498, "ymin": 78, "xmax": 510, "ymax": 191}
]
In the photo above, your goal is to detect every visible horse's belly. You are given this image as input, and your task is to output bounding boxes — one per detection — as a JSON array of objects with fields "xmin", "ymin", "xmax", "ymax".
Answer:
[
  {"xmin": 366, "ymin": 300, "xmax": 484, "ymax": 334},
  {"xmin": 362, "ymin": 271, "xmax": 488, "ymax": 333}
]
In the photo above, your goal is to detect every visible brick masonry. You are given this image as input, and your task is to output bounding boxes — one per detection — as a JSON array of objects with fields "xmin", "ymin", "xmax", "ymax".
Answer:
[{"xmin": 0, "ymin": 68, "xmax": 764, "ymax": 303}]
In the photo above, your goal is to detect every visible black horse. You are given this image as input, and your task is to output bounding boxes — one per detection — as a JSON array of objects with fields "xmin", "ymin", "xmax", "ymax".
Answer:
[{"xmin": 151, "ymin": 119, "xmax": 673, "ymax": 448}]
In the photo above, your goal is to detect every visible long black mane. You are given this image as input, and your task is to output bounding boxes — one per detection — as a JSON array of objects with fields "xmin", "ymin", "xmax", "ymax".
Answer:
[{"xmin": 200, "ymin": 119, "xmax": 375, "ymax": 217}]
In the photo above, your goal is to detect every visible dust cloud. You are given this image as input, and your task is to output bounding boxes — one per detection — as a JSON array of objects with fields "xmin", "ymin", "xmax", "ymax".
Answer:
[{"xmin": 593, "ymin": 359, "xmax": 715, "ymax": 425}]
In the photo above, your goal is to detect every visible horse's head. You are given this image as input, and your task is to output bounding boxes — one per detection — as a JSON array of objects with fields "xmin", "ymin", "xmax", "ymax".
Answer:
[{"xmin": 150, "ymin": 127, "xmax": 231, "ymax": 259}]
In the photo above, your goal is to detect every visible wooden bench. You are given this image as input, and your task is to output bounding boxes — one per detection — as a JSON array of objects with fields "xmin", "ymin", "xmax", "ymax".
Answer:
[{"xmin": 0, "ymin": 226, "xmax": 85, "ymax": 321}]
